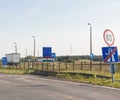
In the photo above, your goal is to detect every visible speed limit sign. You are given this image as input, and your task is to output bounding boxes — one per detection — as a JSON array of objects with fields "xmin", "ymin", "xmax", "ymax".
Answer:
[{"xmin": 103, "ymin": 29, "xmax": 115, "ymax": 46}]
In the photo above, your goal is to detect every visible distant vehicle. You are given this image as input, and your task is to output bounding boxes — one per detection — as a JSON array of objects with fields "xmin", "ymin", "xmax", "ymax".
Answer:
[{"xmin": 5, "ymin": 53, "xmax": 20, "ymax": 65}]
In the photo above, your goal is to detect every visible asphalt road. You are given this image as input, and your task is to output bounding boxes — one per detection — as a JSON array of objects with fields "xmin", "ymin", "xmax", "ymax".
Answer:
[{"xmin": 0, "ymin": 74, "xmax": 120, "ymax": 100}]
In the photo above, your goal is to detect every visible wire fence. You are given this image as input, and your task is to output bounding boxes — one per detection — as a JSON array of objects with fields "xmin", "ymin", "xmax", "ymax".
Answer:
[{"xmin": 1, "ymin": 61, "xmax": 120, "ymax": 73}]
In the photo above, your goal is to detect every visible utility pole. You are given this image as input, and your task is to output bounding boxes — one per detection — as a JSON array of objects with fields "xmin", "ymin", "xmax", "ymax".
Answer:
[
  {"xmin": 32, "ymin": 36, "xmax": 36, "ymax": 67},
  {"xmin": 14, "ymin": 42, "xmax": 17, "ymax": 53}
]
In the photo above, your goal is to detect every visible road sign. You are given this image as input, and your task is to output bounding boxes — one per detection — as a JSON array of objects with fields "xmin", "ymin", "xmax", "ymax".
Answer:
[
  {"xmin": 43, "ymin": 47, "xmax": 52, "ymax": 58},
  {"xmin": 102, "ymin": 46, "xmax": 119, "ymax": 63},
  {"xmin": 2, "ymin": 57, "xmax": 7, "ymax": 66},
  {"xmin": 103, "ymin": 29, "xmax": 115, "ymax": 46},
  {"xmin": 51, "ymin": 53, "xmax": 56, "ymax": 58},
  {"xmin": 90, "ymin": 53, "xmax": 94, "ymax": 59}
]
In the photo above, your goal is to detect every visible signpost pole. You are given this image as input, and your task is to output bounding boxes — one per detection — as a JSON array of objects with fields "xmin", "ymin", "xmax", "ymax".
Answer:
[
  {"xmin": 110, "ymin": 63, "xmax": 114, "ymax": 83},
  {"xmin": 110, "ymin": 63, "xmax": 116, "ymax": 83},
  {"xmin": 112, "ymin": 73, "xmax": 114, "ymax": 83}
]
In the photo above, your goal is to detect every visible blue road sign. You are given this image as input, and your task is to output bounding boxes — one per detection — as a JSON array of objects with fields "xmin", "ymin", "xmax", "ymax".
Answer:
[
  {"xmin": 43, "ymin": 47, "xmax": 52, "ymax": 58},
  {"xmin": 90, "ymin": 53, "xmax": 94, "ymax": 59},
  {"xmin": 51, "ymin": 53, "xmax": 56, "ymax": 58},
  {"xmin": 102, "ymin": 46, "xmax": 119, "ymax": 63},
  {"xmin": 2, "ymin": 57, "xmax": 7, "ymax": 65}
]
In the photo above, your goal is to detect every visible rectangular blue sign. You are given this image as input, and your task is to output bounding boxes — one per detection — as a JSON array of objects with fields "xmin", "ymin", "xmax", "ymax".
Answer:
[
  {"xmin": 2, "ymin": 57, "xmax": 7, "ymax": 65},
  {"xmin": 102, "ymin": 46, "xmax": 119, "ymax": 63},
  {"xmin": 43, "ymin": 47, "xmax": 52, "ymax": 58},
  {"xmin": 51, "ymin": 53, "xmax": 56, "ymax": 58}
]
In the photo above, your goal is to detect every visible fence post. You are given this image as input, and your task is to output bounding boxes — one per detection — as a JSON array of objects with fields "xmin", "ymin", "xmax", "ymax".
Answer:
[
  {"xmin": 19, "ymin": 63, "xmax": 21, "ymax": 69},
  {"xmin": 15, "ymin": 64, "xmax": 17, "ymax": 69},
  {"xmin": 81, "ymin": 62, "xmax": 83, "ymax": 70},
  {"xmin": 46, "ymin": 63, "xmax": 48, "ymax": 70},
  {"xmin": 53, "ymin": 62, "xmax": 54, "ymax": 71},
  {"xmin": 28, "ymin": 61, "xmax": 29, "ymax": 69},
  {"xmin": 32, "ymin": 62, "xmax": 34, "ymax": 69},
  {"xmin": 24, "ymin": 62, "xmax": 25, "ymax": 69},
  {"xmin": 65, "ymin": 62, "xmax": 67, "ymax": 70},
  {"xmin": 42, "ymin": 62, "xmax": 44, "ymax": 71},
  {"xmin": 59, "ymin": 62, "xmax": 60, "ymax": 71},
  {"xmin": 36, "ymin": 62, "xmax": 38, "ymax": 69},
  {"xmin": 73, "ymin": 61, "xmax": 74, "ymax": 71},
  {"xmin": 84, "ymin": 61, "xmax": 86, "ymax": 68},
  {"xmin": 20, "ymin": 63, "xmax": 22, "ymax": 69},
  {"xmin": 100, "ymin": 61, "xmax": 102, "ymax": 71}
]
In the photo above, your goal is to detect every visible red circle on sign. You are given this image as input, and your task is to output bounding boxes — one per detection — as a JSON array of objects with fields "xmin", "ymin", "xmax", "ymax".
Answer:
[{"xmin": 103, "ymin": 29, "xmax": 115, "ymax": 46}]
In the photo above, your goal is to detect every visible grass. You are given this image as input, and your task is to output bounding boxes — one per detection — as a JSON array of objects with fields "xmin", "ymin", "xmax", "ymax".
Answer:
[
  {"xmin": 0, "ymin": 68, "xmax": 34, "ymax": 75},
  {"xmin": 56, "ymin": 74, "xmax": 120, "ymax": 88}
]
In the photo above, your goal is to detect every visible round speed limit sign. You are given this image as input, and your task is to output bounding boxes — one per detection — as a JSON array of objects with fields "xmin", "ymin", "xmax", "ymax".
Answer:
[{"xmin": 103, "ymin": 29, "xmax": 115, "ymax": 46}]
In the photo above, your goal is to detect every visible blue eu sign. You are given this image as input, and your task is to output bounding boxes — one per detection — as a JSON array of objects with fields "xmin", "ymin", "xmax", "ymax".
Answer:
[{"xmin": 43, "ymin": 47, "xmax": 52, "ymax": 58}]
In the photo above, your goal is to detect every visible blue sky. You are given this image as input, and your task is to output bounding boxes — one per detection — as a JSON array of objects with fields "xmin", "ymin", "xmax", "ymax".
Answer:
[{"xmin": 0, "ymin": 0, "xmax": 120, "ymax": 57}]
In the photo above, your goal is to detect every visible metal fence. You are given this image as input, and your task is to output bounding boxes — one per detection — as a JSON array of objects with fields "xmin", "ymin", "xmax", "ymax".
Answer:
[{"xmin": 1, "ymin": 61, "xmax": 118, "ymax": 72}]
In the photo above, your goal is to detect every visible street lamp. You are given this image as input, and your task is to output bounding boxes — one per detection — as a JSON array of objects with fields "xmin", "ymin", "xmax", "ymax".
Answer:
[
  {"xmin": 88, "ymin": 23, "xmax": 92, "ymax": 70},
  {"xmin": 14, "ymin": 42, "xmax": 17, "ymax": 53},
  {"xmin": 32, "ymin": 36, "xmax": 36, "ymax": 67},
  {"xmin": 32, "ymin": 36, "xmax": 35, "ymax": 58},
  {"xmin": 25, "ymin": 48, "xmax": 28, "ymax": 57}
]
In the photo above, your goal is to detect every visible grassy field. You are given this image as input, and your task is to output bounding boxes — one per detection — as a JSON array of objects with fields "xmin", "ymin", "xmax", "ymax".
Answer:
[{"xmin": 55, "ymin": 71, "xmax": 120, "ymax": 88}]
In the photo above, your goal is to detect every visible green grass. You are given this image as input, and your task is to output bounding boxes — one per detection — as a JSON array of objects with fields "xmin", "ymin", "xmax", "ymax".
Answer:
[
  {"xmin": 56, "ymin": 72, "xmax": 120, "ymax": 88},
  {"xmin": 0, "ymin": 68, "xmax": 34, "ymax": 75}
]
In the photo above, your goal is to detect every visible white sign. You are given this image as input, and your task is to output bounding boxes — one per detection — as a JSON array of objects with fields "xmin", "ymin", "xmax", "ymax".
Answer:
[{"xmin": 103, "ymin": 29, "xmax": 115, "ymax": 46}]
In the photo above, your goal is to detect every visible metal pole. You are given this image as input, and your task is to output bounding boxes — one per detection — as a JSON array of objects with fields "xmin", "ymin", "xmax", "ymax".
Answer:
[
  {"xmin": 88, "ymin": 23, "xmax": 92, "ymax": 70},
  {"xmin": 25, "ymin": 48, "xmax": 28, "ymax": 57},
  {"xmin": 32, "ymin": 36, "xmax": 35, "ymax": 58},
  {"xmin": 112, "ymin": 73, "xmax": 114, "ymax": 83},
  {"xmin": 14, "ymin": 42, "xmax": 17, "ymax": 53},
  {"xmin": 32, "ymin": 36, "xmax": 35, "ymax": 67}
]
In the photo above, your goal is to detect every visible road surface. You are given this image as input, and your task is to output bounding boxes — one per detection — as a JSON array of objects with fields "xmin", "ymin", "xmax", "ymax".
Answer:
[{"xmin": 0, "ymin": 74, "xmax": 119, "ymax": 100}]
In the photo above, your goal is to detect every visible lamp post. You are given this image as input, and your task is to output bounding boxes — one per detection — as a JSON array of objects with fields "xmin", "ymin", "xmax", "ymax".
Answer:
[
  {"xmin": 88, "ymin": 23, "xmax": 92, "ymax": 70},
  {"xmin": 32, "ymin": 36, "xmax": 35, "ymax": 67},
  {"xmin": 25, "ymin": 48, "xmax": 28, "ymax": 57},
  {"xmin": 14, "ymin": 42, "xmax": 17, "ymax": 53}
]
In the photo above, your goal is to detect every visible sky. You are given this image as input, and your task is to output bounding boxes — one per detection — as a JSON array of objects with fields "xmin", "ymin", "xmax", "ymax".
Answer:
[{"xmin": 0, "ymin": 0, "xmax": 120, "ymax": 57}]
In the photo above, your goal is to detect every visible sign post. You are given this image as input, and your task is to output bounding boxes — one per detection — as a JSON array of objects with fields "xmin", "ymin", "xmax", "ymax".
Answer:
[
  {"xmin": 110, "ymin": 64, "xmax": 116, "ymax": 82},
  {"xmin": 102, "ymin": 29, "xmax": 118, "ymax": 82}
]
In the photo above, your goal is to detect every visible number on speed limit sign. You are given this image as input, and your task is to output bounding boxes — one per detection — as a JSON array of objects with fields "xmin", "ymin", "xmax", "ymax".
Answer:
[{"xmin": 103, "ymin": 29, "xmax": 115, "ymax": 46}]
